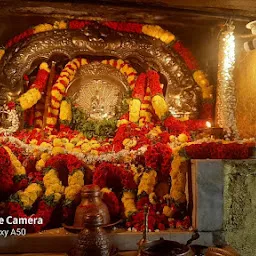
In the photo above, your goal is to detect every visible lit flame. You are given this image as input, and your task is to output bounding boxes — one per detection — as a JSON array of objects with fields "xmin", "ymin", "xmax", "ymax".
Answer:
[{"xmin": 206, "ymin": 121, "xmax": 212, "ymax": 128}]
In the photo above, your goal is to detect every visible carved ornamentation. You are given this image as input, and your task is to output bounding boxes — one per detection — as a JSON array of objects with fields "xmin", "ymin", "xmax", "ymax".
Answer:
[
  {"xmin": 67, "ymin": 62, "xmax": 129, "ymax": 120},
  {"xmin": 0, "ymin": 23, "xmax": 201, "ymax": 118}
]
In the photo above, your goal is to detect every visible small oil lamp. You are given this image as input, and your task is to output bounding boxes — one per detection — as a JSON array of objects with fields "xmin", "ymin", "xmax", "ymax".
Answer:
[{"xmin": 203, "ymin": 121, "xmax": 224, "ymax": 139}]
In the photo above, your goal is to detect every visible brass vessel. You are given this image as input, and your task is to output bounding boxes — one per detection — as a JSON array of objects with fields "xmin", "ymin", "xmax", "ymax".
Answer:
[
  {"xmin": 73, "ymin": 185, "xmax": 110, "ymax": 228},
  {"xmin": 69, "ymin": 212, "xmax": 112, "ymax": 256}
]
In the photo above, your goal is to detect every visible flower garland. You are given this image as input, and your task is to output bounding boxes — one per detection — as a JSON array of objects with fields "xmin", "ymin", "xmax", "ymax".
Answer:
[
  {"xmin": 102, "ymin": 59, "xmax": 137, "ymax": 90},
  {"xmin": 3, "ymin": 146, "xmax": 26, "ymax": 179},
  {"xmin": 0, "ymin": 134, "xmax": 148, "ymax": 165},
  {"xmin": 44, "ymin": 154, "xmax": 85, "ymax": 206},
  {"xmin": 147, "ymin": 70, "xmax": 169, "ymax": 120},
  {"xmin": 0, "ymin": 146, "xmax": 15, "ymax": 193},
  {"xmin": 93, "ymin": 162, "xmax": 137, "ymax": 218},
  {"xmin": 16, "ymin": 62, "xmax": 50, "ymax": 111},
  {"xmin": 47, "ymin": 58, "xmax": 88, "ymax": 129},
  {"xmin": 0, "ymin": 20, "xmax": 212, "ymax": 121},
  {"xmin": 101, "ymin": 188, "xmax": 120, "ymax": 219},
  {"xmin": 129, "ymin": 73, "xmax": 147, "ymax": 123},
  {"xmin": 139, "ymin": 86, "xmax": 154, "ymax": 127}
]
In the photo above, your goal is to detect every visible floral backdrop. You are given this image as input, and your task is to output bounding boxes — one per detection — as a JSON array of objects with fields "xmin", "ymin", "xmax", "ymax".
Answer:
[{"xmin": 0, "ymin": 20, "xmax": 253, "ymax": 233}]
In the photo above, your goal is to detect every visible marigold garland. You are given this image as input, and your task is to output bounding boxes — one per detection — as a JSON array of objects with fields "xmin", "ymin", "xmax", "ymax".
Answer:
[
  {"xmin": 129, "ymin": 73, "xmax": 147, "ymax": 123},
  {"xmin": 147, "ymin": 70, "xmax": 169, "ymax": 120}
]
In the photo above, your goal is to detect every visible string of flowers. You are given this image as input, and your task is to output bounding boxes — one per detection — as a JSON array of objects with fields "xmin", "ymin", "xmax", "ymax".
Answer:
[
  {"xmin": 102, "ymin": 59, "xmax": 137, "ymax": 90},
  {"xmin": 16, "ymin": 62, "xmax": 50, "ymax": 111},
  {"xmin": 0, "ymin": 135, "xmax": 148, "ymax": 164},
  {"xmin": 147, "ymin": 70, "xmax": 169, "ymax": 120},
  {"xmin": 129, "ymin": 73, "xmax": 147, "ymax": 122},
  {"xmin": 93, "ymin": 162, "xmax": 137, "ymax": 218},
  {"xmin": 47, "ymin": 58, "xmax": 88, "ymax": 129}
]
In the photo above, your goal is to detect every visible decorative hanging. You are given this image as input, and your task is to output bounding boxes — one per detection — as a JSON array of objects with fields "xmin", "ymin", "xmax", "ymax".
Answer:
[{"xmin": 216, "ymin": 21, "xmax": 239, "ymax": 138}]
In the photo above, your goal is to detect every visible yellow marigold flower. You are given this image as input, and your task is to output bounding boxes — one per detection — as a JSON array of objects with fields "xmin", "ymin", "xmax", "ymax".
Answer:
[
  {"xmin": 70, "ymin": 137, "xmax": 79, "ymax": 145},
  {"xmin": 149, "ymin": 192, "xmax": 157, "ymax": 205},
  {"xmin": 19, "ymin": 194, "xmax": 33, "ymax": 208},
  {"xmin": 101, "ymin": 188, "xmax": 111, "ymax": 194},
  {"xmin": 35, "ymin": 119, "xmax": 43, "ymax": 127},
  {"xmin": 178, "ymin": 133, "xmax": 188, "ymax": 143},
  {"xmin": 140, "ymin": 110, "xmax": 152, "ymax": 122},
  {"xmin": 134, "ymin": 173, "xmax": 141, "ymax": 184},
  {"xmin": 81, "ymin": 143, "xmax": 91, "ymax": 153},
  {"xmin": 123, "ymin": 138, "xmax": 137, "ymax": 149},
  {"xmin": 54, "ymin": 193, "xmax": 62, "ymax": 202},
  {"xmin": 26, "ymin": 183, "xmax": 42, "ymax": 193},
  {"xmin": 129, "ymin": 98, "xmax": 141, "ymax": 122},
  {"xmin": 50, "ymin": 183, "xmax": 65, "ymax": 193},
  {"xmin": 76, "ymin": 139, "xmax": 87, "ymax": 147},
  {"xmin": 142, "ymin": 25, "xmax": 175, "ymax": 44},
  {"xmin": 41, "ymin": 152, "xmax": 51, "ymax": 162},
  {"xmin": 65, "ymin": 184, "xmax": 81, "ymax": 200},
  {"xmin": 47, "ymin": 116, "xmax": 57, "ymax": 126},
  {"xmin": 34, "ymin": 111, "xmax": 42, "ymax": 118},
  {"xmin": 4, "ymin": 146, "xmax": 26, "ymax": 176},
  {"xmin": 151, "ymin": 95, "xmax": 168, "ymax": 120},
  {"xmin": 39, "ymin": 62, "xmax": 50, "ymax": 72},
  {"xmin": 0, "ymin": 49, "xmax": 5, "ymax": 60},
  {"xmin": 171, "ymin": 190, "xmax": 186, "ymax": 203},
  {"xmin": 51, "ymin": 100, "xmax": 60, "ymax": 109},
  {"xmin": 60, "ymin": 100, "xmax": 72, "ymax": 122},
  {"xmin": 138, "ymin": 170, "xmax": 157, "ymax": 195},
  {"xmin": 163, "ymin": 206, "xmax": 172, "ymax": 217},
  {"xmin": 36, "ymin": 159, "xmax": 46, "ymax": 171},
  {"xmin": 52, "ymin": 90, "xmax": 62, "ymax": 101},
  {"xmin": 52, "ymin": 146, "xmax": 65, "ymax": 155},
  {"xmin": 30, "ymin": 139, "xmax": 38, "ymax": 145},
  {"xmin": 40, "ymin": 142, "xmax": 53, "ymax": 149},
  {"xmin": 160, "ymin": 32, "xmax": 175, "ymax": 44},
  {"xmin": 65, "ymin": 142, "xmax": 75, "ymax": 151},
  {"xmin": 116, "ymin": 59, "xmax": 125, "ymax": 69},
  {"xmin": 26, "ymin": 191, "xmax": 38, "ymax": 202},
  {"xmin": 117, "ymin": 119, "xmax": 129, "ymax": 127},
  {"xmin": 81, "ymin": 58, "xmax": 88, "ymax": 65},
  {"xmin": 18, "ymin": 88, "xmax": 41, "ymax": 110},
  {"xmin": 54, "ymin": 20, "xmax": 67, "ymax": 29},
  {"xmin": 73, "ymin": 58, "xmax": 81, "ymax": 68},
  {"xmin": 34, "ymin": 23, "xmax": 53, "ymax": 33},
  {"xmin": 91, "ymin": 150, "xmax": 99, "ymax": 156},
  {"xmin": 122, "ymin": 191, "xmax": 135, "ymax": 200},
  {"xmin": 72, "ymin": 147, "xmax": 81, "ymax": 153},
  {"xmin": 53, "ymin": 138, "xmax": 63, "ymax": 147},
  {"xmin": 68, "ymin": 171, "xmax": 84, "ymax": 186}
]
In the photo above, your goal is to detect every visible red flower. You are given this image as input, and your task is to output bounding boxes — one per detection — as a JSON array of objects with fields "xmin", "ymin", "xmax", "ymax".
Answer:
[
  {"xmin": 13, "ymin": 178, "xmax": 28, "ymax": 192},
  {"xmin": 103, "ymin": 21, "xmax": 143, "ymax": 33},
  {"xmin": 102, "ymin": 191, "xmax": 120, "ymax": 219},
  {"xmin": 69, "ymin": 20, "xmax": 91, "ymax": 29},
  {"xmin": 173, "ymin": 41, "xmax": 199, "ymax": 71},
  {"xmin": 5, "ymin": 28, "xmax": 34, "ymax": 48},
  {"xmin": 7, "ymin": 101, "xmax": 16, "ymax": 110},
  {"xmin": 132, "ymin": 73, "xmax": 147, "ymax": 101},
  {"xmin": 158, "ymin": 223, "xmax": 165, "ymax": 230},
  {"xmin": 136, "ymin": 196, "xmax": 149, "ymax": 210},
  {"xmin": 164, "ymin": 116, "xmax": 186, "ymax": 135},
  {"xmin": 93, "ymin": 162, "xmax": 136, "ymax": 191},
  {"xmin": 147, "ymin": 70, "xmax": 163, "ymax": 96}
]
